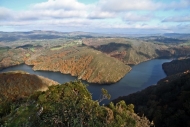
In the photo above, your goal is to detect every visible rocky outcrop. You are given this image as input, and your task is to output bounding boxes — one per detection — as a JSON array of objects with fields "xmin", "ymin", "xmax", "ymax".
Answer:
[{"xmin": 26, "ymin": 47, "xmax": 131, "ymax": 84}]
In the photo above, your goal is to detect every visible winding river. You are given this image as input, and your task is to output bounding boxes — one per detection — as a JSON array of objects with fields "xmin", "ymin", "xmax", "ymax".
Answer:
[{"xmin": 0, "ymin": 59, "xmax": 171, "ymax": 102}]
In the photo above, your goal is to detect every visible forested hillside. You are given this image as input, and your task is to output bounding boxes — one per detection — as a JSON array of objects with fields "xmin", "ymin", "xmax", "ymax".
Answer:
[
  {"xmin": 26, "ymin": 46, "xmax": 131, "ymax": 84},
  {"xmin": 0, "ymin": 71, "xmax": 58, "ymax": 103},
  {"xmin": 113, "ymin": 71, "xmax": 190, "ymax": 127},
  {"xmin": 163, "ymin": 58, "xmax": 190, "ymax": 76},
  {"xmin": 0, "ymin": 79, "xmax": 150, "ymax": 127},
  {"xmin": 83, "ymin": 38, "xmax": 190, "ymax": 65},
  {"xmin": 1, "ymin": 32, "xmax": 190, "ymax": 84}
]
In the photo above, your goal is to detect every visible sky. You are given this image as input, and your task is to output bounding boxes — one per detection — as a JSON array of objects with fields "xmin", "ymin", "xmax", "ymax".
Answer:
[{"xmin": 0, "ymin": 0, "xmax": 190, "ymax": 34}]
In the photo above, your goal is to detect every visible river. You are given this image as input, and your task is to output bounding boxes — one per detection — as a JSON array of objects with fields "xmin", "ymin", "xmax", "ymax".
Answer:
[{"xmin": 0, "ymin": 59, "xmax": 171, "ymax": 103}]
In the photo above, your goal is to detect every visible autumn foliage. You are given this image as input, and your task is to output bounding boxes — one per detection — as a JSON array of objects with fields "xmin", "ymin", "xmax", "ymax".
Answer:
[
  {"xmin": 26, "ymin": 46, "xmax": 131, "ymax": 84},
  {"xmin": 0, "ymin": 71, "xmax": 58, "ymax": 103}
]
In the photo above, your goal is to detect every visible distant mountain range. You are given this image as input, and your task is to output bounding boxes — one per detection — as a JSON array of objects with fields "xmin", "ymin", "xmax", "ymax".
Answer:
[{"xmin": 0, "ymin": 31, "xmax": 190, "ymax": 41}]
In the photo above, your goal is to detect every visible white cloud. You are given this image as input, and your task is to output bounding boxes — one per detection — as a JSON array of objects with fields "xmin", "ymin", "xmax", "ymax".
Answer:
[
  {"xmin": 0, "ymin": 7, "xmax": 13, "ymax": 20},
  {"xmin": 98, "ymin": 0, "xmax": 162, "ymax": 11},
  {"xmin": 44, "ymin": 19, "xmax": 93, "ymax": 27},
  {"xmin": 0, "ymin": 0, "xmax": 190, "ymax": 33},
  {"xmin": 16, "ymin": 10, "xmax": 87, "ymax": 20},
  {"xmin": 122, "ymin": 12, "xmax": 153, "ymax": 22},
  {"xmin": 168, "ymin": 0, "xmax": 190, "ymax": 9},
  {"xmin": 27, "ymin": 0, "xmax": 89, "ymax": 19},
  {"xmin": 97, "ymin": 0, "xmax": 190, "ymax": 12},
  {"xmin": 163, "ymin": 15, "xmax": 190, "ymax": 22},
  {"xmin": 32, "ymin": 0, "xmax": 87, "ymax": 10},
  {"xmin": 88, "ymin": 11, "xmax": 116, "ymax": 19}
]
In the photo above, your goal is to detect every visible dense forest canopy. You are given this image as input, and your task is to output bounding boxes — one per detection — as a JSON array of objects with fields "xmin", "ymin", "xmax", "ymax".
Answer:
[
  {"xmin": 113, "ymin": 70, "xmax": 190, "ymax": 127},
  {"xmin": 0, "ymin": 80, "xmax": 150, "ymax": 127}
]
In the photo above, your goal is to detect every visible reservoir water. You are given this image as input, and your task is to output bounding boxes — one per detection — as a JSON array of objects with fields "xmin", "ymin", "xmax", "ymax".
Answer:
[{"xmin": 0, "ymin": 59, "xmax": 171, "ymax": 102}]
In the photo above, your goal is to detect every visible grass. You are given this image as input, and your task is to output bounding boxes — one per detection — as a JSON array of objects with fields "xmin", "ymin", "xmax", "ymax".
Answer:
[
  {"xmin": 50, "ymin": 46, "xmax": 63, "ymax": 51},
  {"xmin": 0, "ymin": 49, "xmax": 8, "ymax": 53},
  {"xmin": 25, "ymin": 53, "xmax": 30, "ymax": 57},
  {"xmin": 29, "ymin": 48, "xmax": 35, "ymax": 52},
  {"xmin": 63, "ymin": 40, "xmax": 83, "ymax": 48},
  {"xmin": 0, "ymin": 47, "xmax": 10, "ymax": 53},
  {"xmin": 180, "ymin": 41, "xmax": 190, "ymax": 46}
]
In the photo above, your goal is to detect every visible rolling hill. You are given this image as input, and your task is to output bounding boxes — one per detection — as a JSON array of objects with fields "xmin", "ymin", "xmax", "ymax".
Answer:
[
  {"xmin": 0, "ymin": 71, "xmax": 58, "ymax": 103},
  {"xmin": 83, "ymin": 38, "xmax": 190, "ymax": 65},
  {"xmin": 26, "ymin": 46, "xmax": 131, "ymax": 84}
]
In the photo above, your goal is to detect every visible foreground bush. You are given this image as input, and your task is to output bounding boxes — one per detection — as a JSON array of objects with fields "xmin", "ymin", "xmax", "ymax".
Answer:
[{"xmin": 0, "ymin": 81, "xmax": 144, "ymax": 127}]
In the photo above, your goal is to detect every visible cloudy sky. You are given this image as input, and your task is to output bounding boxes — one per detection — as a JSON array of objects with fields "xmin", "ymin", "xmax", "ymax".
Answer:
[{"xmin": 0, "ymin": 0, "xmax": 190, "ymax": 34}]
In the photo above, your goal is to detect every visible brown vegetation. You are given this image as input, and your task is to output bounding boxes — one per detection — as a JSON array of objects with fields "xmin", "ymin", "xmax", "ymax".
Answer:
[
  {"xmin": 26, "ymin": 46, "xmax": 131, "ymax": 84},
  {"xmin": 83, "ymin": 38, "xmax": 190, "ymax": 65},
  {"xmin": 0, "ymin": 71, "xmax": 58, "ymax": 103},
  {"xmin": 0, "ymin": 48, "xmax": 39, "ymax": 70}
]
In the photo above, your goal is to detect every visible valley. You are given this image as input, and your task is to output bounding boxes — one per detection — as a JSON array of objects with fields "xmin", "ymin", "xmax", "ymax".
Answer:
[
  {"xmin": 0, "ymin": 59, "xmax": 170, "ymax": 101},
  {"xmin": 113, "ymin": 63, "xmax": 190, "ymax": 127},
  {"xmin": 0, "ymin": 31, "xmax": 190, "ymax": 127},
  {"xmin": 1, "ymin": 0, "xmax": 190, "ymax": 126},
  {"xmin": 0, "ymin": 31, "xmax": 190, "ymax": 84}
]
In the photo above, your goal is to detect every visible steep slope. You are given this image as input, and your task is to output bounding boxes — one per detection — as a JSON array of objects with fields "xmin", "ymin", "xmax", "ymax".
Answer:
[
  {"xmin": 26, "ymin": 46, "xmax": 131, "ymax": 84},
  {"xmin": 83, "ymin": 38, "xmax": 160, "ymax": 64},
  {"xmin": 0, "ymin": 71, "xmax": 58, "ymax": 103},
  {"xmin": 162, "ymin": 58, "xmax": 190, "ymax": 76},
  {"xmin": 0, "ymin": 81, "xmax": 150, "ymax": 127},
  {"xmin": 0, "ymin": 46, "xmax": 43, "ymax": 70},
  {"xmin": 0, "ymin": 48, "xmax": 31, "ymax": 70},
  {"xmin": 113, "ymin": 71, "xmax": 190, "ymax": 127},
  {"xmin": 83, "ymin": 38, "xmax": 190, "ymax": 65}
]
